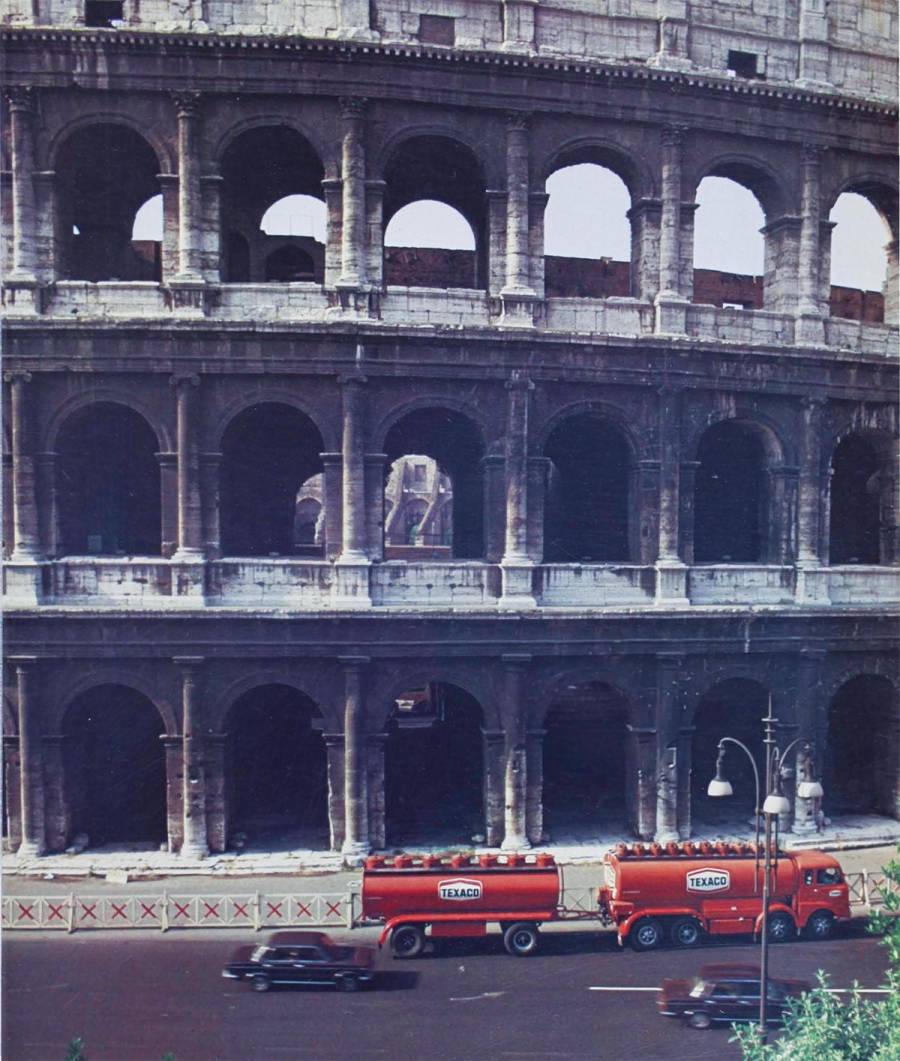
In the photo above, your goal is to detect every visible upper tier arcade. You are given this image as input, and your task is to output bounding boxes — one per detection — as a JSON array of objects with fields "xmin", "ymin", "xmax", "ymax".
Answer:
[{"xmin": 3, "ymin": 0, "xmax": 897, "ymax": 104}]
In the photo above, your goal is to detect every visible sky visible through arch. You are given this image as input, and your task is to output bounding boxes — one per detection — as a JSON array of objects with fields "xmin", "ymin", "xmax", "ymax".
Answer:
[{"xmin": 131, "ymin": 169, "xmax": 889, "ymax": 291}]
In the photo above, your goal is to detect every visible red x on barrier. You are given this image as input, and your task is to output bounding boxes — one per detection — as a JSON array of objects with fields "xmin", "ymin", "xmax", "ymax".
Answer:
[
  {"xmin": 111, "ymin": 903, "xmax": 128, "ymax": 920},
  {"xmin": 296, "ymin": 901, "xmax": 312, "ymax": 918},
  {"xmin": 232, "ymin": 901, "xmax": 249, "ymax": 918},
  {"xmin": 172, "ymin": 901, "xmax": 191, "ymax": 920},
  {"xmin": 266, "ymin": 901, "xmax": 283, "ymax": 918},
  {"xmin": 202, "ymin": 901, "xmax": 220, "ymax": 920},
  {"xmin": 139, "ymin": 902, "xmax": 158, "ymax": 920},
  {"xmin": 326, "ymin": 900, "xmax": 342, "ymax": 918},
  {"xmin": 80, "ymin": 903, "xmax": 98, "ymax": 921},
  {"xmin": 48, "ymin": 902, "xmax": 67, "ymax": 922},
  {"xmin": 16, "ymin": 903, "xmax": 35, "ymax": 921}
]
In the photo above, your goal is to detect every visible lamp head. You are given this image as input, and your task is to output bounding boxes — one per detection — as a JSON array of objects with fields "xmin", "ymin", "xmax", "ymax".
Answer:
[
  {"xmin": 797, "ymin": 779, "xmax": 824, "ymax": 800},
  {"xmin": 707, "ymin": 777, "xmax": 733, "ymax": 797},
  {"xmin": 763, "ymin": 792, "xmax": 791, "ymax": 815}
]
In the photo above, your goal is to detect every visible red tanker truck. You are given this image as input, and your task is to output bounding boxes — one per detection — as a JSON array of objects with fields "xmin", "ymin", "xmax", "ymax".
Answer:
[
  {"xmin": 599, "ymin": 841, "xmax": 851, "ymax": 951},
  {"xmin": 361, "ymin": 842, "xmax": 851, "ymax": 957}
]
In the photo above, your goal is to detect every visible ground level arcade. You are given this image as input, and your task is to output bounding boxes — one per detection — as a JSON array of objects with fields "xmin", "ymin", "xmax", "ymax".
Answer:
[{"xmin": 4, "ymin": 610, "xmax": 897, "ymax": 859}]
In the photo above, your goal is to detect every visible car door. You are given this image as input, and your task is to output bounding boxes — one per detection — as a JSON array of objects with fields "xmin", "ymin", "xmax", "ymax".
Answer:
[
  {"xmin": 264, "ymin": 947, "xmax": 299, "ymax": 984},
  {"xmin": 292, "ymin": 946, "xmax": 329, "ymax": 984}
]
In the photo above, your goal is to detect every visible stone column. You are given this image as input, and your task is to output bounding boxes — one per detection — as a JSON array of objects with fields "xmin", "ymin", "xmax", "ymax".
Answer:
[
  {"xmin": 6, "ymin": 87, "xmax": 38, "ymax": 283},
  {"xmin": 796, "ymin": 144, "xmax": 826, "ymax": 345},
  {"xmin": 655, "ymin": 125, "xmax": 688, "ymax": 334},
  {"xmin": 324, "ymin": 733, "xmax": 346, "ymax": 851},
  {"xmin": 500, "ymin": 373, "xmax": 536, "ymax": 607},
  {"xmin": 199, "ymin": 173, "xmax": 223, "ymax": 283},
  {"xmin": 337, "ymin": 98, "xmax": 367, "ymax": 291},
  {"xmin": 322, "ymin": 178, "xmax": 343, "ymax": 291},
  {"xmin": 171, "ymin": 374, "xmax": 204, "ymax": 560},
  {"xmin": 486, "ymin": 190, "xmax": 508, "ymax": 299},
  {"xmin": 628, "ymin": 198, "xmax": 662, "ymax": 303},
  {"xmin": 320, "ymin": 451, "xmax": 343, "ymax": 561},
  {"xmin": 173, "ymin": 93, "xmax": 203, "ymax": 282},
  {"xmin": 41, "ymin": 734, "xmax": 67, "ymax": 853},
  {"xmin": 204, "ymin": 733, "xmax": 227, "ymax": 853},
  {"xmin": 499, "ymin": 116, "xmax": 537, "ymax": 325},
  {"xmin": 525, "ymin": 728, "xmax": 545, "ymax": 844},
  {"xmin": 200, "ymin": 452, "xmax": 222, "ymax": 558},
  {"xmin": 340, "ymin": 657, "xmax": 369, "ymax": 857},
  {"xmin": 364, "ymin": 453, "xmax": 387, "ymax": 563},
  {"xmin": 3, "ymin": 736, "xmax": 22, "ymax": 853},
  {"xmin": 6, "ymin": 371, "xmax": 41, "ymax": 561},
  {"xmin": 13, "ymin": 657, "xmax": 45, "ymax": 857},
  {"xmin": 654, "ymin": 655, "xmax": 683, "ymax": 842},
  {"xmin": 176, "ymin": 657, "xmax": 208, "ymax": 858},
  {"xmin": 365, "ymin": 180, "xmax": 386, "ymax": 293},
  {"xmin": 761, "ymin": 216, "xmax": 802, "ymax": 314},
  {"xmin": 656, "ymin": 386, "xmax": 688, "ymax": 602},
  {"xmin": 675, "ymin": 726, "xmax": 694, "ymax": 839},
  {"xmin": 501, "ymin": 655, "xmax": 531, "ymax": 850},
  {"xmin": 366, "ymin": 733, "xmax": 387, "ymax": 850},
  {"xmin": 678, "ymin": 460, "xmax": 700, "ymax": 565},
  {"xmin": 795, "ymin": 397, "xmax": 829, "ymax": 603},
  {"xmin": 334, "ymin": 375, "xmax": 371, "ymax": 605},
  {"xmin": 162, "ymin": 735, "xmax": 184, "ymax": 853},
  {"xmin": 528, "ymin": 191, "xmax": 549, "ymax": 298},
  {"xmin": 157, "ymin": 451, "xmax": 178, "ymax": 558},
  {"xmin": 526, "ymin": 456, "xmax": 550, "ymax": 563}
]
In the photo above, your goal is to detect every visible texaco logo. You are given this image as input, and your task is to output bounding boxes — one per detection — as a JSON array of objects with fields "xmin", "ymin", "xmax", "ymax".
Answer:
[
  {"xmin": 686, "ymin": 868, "xmax": 731, "ymax": 893},
  {"xmin": 438, "ymin": 878, "xmax": 483, "ymax": 901}
]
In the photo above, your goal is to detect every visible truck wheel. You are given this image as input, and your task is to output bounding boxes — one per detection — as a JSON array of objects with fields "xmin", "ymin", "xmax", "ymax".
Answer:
[
  {"xmin": 503, "ymin": 922, "xmax": 540, "ymax": 956},
  {"xmin": 338, "ymin": 975, "xmax": 359, "ymax": 992},
  {"xmin": 629, "ymin": 918, "xmax": 664, "ymax": 952},
  {"xmin": 805, "ymin": 911, "xmax": 834, "ymax": 940},
  {"xmin": 250, "ymin": 975, "xmax": 271, "ymax": 993},
  {"xmin": 391, "ymin": 924, "xmax": 425, "ymax": 959},
  {"xmin": 688, "ymin": 1011, "xmax": 712, "ymax": 1030},
  {"xmin": 767, "ymin": 912, "xmax": 796, "ymax": 942},
  {"xmin": 670, "ymin": 918, "xmax": 702, "ymax": 948}
]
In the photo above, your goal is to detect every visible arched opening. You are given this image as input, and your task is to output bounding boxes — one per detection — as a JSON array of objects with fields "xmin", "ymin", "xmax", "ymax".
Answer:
[
  {"xmin": 383, "ymin": 136, "xmax": 486, "ymax": 289},
  {"xmin": 226, "ymin": 684, "xmax": 328, "ymax": 850},
  {"xmin": 829, "ymin": 434, "xmax": 881, "ymax": 565},
  {"xmin": 544, "ymin": 163, "xmax": 632, "ymax": 298},
  {"xmin": 384, "ymin": 455, "xmax": 453, "ymax": 559},
  {"xmin": 694, "ymin": 421, "xmax": 769, "ymax": 562},
  {"xmin": 825, "ymin": 677, "xmax": 898, "ymax": 819},
  {"xmin": 131, "ymin": 192, "xmax": 163, "ymax": 282},
  {"xmin": 293, "ymin": 474, "xmax": 324, "ymax": 549},
  {"xmin": 383, "ymin": 682, "xmax": 484, "ymax": 847},
  {"xmin": 692, "ymin": 679, "xmax": 768, "ymax": 830},
  {"xmin": 693, "ymin": 175, "xmax": 765, "ymax": 308},
  {"xmin": 829, "ymin": 190, "xmax": 892, "ymax": 322},
  {"xmin": 56, "ymin": 124, "xmax": 161, "ymax": 281},
  {"xmin": 56, "ymin": 403, "xmax": 161, "ymax": 556},
  {"xmin": 543, "ymin": 414, "xmax": 632, "ymax": 562},
  {"xmin": 383, "ymin": 409, "xmax": 483, "ymax": 559},
  {"xmin": 63, "ymin": 685, "xmax": 166, "ymax": 849},
  {"xmin": 221, "ymin": 129, "xmax": 325, "ymax": 283},
  {"xmin": 541, "ymin": 682, "xmax": 630, "ymax": 839},
  {"xmin": 220, "ymin": 403, "xmax": 325, "ymax": 557}
]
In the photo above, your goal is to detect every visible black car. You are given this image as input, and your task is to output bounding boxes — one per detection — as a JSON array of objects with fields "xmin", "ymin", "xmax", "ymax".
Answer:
[
  {"xmin": 658, "ymin": 963, "xmax": 810, "ymax": 1029},
  {"xmin": 222, "ymin": 931, "xmax": 376, "ymax": 992}
]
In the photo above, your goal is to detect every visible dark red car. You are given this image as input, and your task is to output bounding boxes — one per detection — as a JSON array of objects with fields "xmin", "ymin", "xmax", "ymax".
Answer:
[
  {"xmin": 658, "ymin": 963, "xmax": 810, "ymax": 1029},
  {"xmin": 222, "ymin": 931, "xmax": 376, "ymax": 992}
]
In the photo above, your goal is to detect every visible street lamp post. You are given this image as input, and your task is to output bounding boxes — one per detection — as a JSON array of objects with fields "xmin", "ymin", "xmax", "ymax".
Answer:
[{"xmin": 706, "ymin": 697, "xmax": 825, "ymax": 1044}]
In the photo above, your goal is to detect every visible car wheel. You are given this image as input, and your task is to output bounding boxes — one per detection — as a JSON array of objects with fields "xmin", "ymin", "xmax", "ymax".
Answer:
[
  {"xmin": 339, "ymin": 975, "xmax": 359, "ymax": 992},
  {"xmin": 250, "ymin": 975, "xmax": 271, "ymax": 993},
  {"xmin": 688, "ymin": 1011, "xmax": 712, "ymax": 1030},
  {"xmin": 805, "ymin": 911, "xmax": 834, "ymax": 940},
  {"xmin": 629, "ymin": 918, "xmax": 664, "ymax": 952},
  {"xmin": 670, "ymin": 918, "xmax": 702, "ymax": 948},
  {"xmin": 767, "ymin": 912, "xmax": 796, "ymax": 942},
  {"xmin": 391, "ymin": 924, "xmax": 425, "ymax": 959},
  {"xmin": 503, "ymin": 922, "xmax": 540, "ymax": 957}
]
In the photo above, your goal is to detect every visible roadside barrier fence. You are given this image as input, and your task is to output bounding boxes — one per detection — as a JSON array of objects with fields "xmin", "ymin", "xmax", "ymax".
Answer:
[{"xmin": 3, "ymin": 870, "xmax": 895, "ymax": 933}]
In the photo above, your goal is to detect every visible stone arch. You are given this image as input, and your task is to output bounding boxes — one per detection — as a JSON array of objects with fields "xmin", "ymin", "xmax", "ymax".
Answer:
[
  {"xmin": 54, "ymin": 670, "xmax": 176, "ymax": 735},
  {"xmin": 62, "ymin": 683, "xmax": 169, "ymax": 848},
  {"xmin": 373, "ymin": 123, "xmax": 490, "ymax": 186},
  {"xmin": 369, "ymin": 668, "xmax": 498, "ymax": 733},
  {"xmin": 47, "ymin": 113, "xmax": 173, "ymax": 175},
  {"xmin": 536, "ymin": 399, "xmax": 647, "ymax": 460},
  {"xmin": 44, "ymin": 391, "xmax": 169, "ymax": 453},
  {"xmin": 691, "ymin": 153, "xmax": 790, "ymax": 221},
  {"xmin": 212, "ymin": 670, "xmax": 339, "ymax": 734},
  {"xmin": 373, "ymin": 394, "xmax": 492, "ymax": 455},
  {"xmin": 212, "ymin": 391, "xmax": 334, "ymax": 453},
  {"xmin": 530, "ymin": 667, "xmax": 640, "ymax": 729},
  {"xmin": 824, "ymin": 173, "xmax": 898, "ymax": 240},
  {"xmin": 540, "ymin": 137, "xmax": 653, "ymax": 202},
  {"xmin": 824, "ymin": 674, "xmax": 899, "ymax": 819},
  {"xmin": 827, "ymin": 424, "xmax": 897, "ymax": 566},
  {"xmin": 212, "ymin": 115, "xmax": 331, "ymax": 178}
]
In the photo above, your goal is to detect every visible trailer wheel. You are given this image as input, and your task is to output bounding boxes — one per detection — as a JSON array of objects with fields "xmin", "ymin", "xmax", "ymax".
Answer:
[
  {"xmin": 629, "ymin": 918, "xmax": 664, "ymax": 952},
  {"xmin": 391, "ymin": 924, "xmax": 425, "ymax": 959},
  {"xmin": 503, "ymin": 922, "xmax": 540, "ymax": 956},
  {"xmin": 804, "ymin": 911, "xmax": 834, "ymax": 940},
  {"xmin": 767, "ymin": 912, "xmax": 796, "ymax": 942},
  {"xmin": 670, "ymin": 918, "xmax": 702, "ymax": 948}
]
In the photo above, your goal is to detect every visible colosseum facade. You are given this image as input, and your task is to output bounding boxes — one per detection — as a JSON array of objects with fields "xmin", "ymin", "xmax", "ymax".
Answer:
[{"xmin": 2, "ymin": 0, "xmax": 898, "ymax": 862}]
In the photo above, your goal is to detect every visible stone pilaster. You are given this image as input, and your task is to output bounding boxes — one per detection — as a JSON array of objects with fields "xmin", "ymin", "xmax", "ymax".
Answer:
[
  {"xmin": 483, "ymin": 730, "xmax": 505, "ymax": 846},
  {"xmin": 200, "ymin": 452, "xmax": 222, "ymax": 559},
  {"xmin": 13, "ymin": 657, "xmax": 45, "ymax": 858},
  {"xmin": 675, "ymin": 726, "xmax": 694, "ymax": 839},
  {"xmin": 2, "ymin": 736, "xmax": 22, "ymax": 853},
  {"xmin": 156, "ymin": 451, "xmax": 178, "ymax": 558},
  {"xmin": 5, "ymin": 87, "xmax": 38, "ymax": 283},
  {"xmin": 628, "ymin": 198, "xmax": 662, "ymax": 303},
  {"xmin": 334, "ymin": 375, "xmax": 371, "ymax": 607},
  {"xmin": 884, "ymin": 239, "xmax": 899, "ymax": 326},
  {"xmin": 340, "ymin": 657, "xmax": 370, "ymax": 857},
  {"xmin": 176, "ymin": 657, "xmax": 208, "ymax": 858},
  {"xmin": 324, "ymin": 733, "xmax": 346, "ymax": 851},
  {"xmin": 500, "ymin": 115, "xmax": 538, "ymax": 325},
  {"xmin": 655, "ymin": 125, "xmax": 688, "ymax": 334},
  {"xmin": 6, "ymin": 371, "xmax": 41, "ymax": 562},
  {"xmin": 162, "ymin": 735, "xmax": 184, "ymax": 854},
  {"xmin": 525, "ymin": 728, "xmax": 545, "ymax": 844},
  {"xmin": 795, "ymin": 397, "xmax": 829, "ymax": 604},
  {"xmin": 500, "ymin": 372, "xmax": 536, "ymax": 607},
  {"xmin": 364, "ymin": 453, "xmax": 387, "ymax": 563},
  {"xmin": 656, "ymin": 386, "xmax": 688, "ymax": 603},
  {"xmin": 171, "ymin": 374, "xmax": 204, "ymax": 561},
  {"xmin": 796, "ymin": 144, "xmax": 826, "ymax": 345},
  {"xmin": 173, "ymin": 93, "xmax": 204, "ymax": 283},
  {"xmin": 654, "ymin": 655, "xmax": 684, "ymax": 842},
  {"xmin": 337, "ymin": 98, "xmax": 367, "ymax": 291},
  {"xmin": 501, "ymin": 655, "xmax": 531, "ymax": 850},
  {"xmin": 366, "ymin": 733, "xmax": 387, "ymax": 850},
  {"xmin": 204, "ymin": 733, "xmax": 228, "ymax": 853},
  {"xmin": 678, "ymin": 460, "xmax": 700, "ymax": 565}
]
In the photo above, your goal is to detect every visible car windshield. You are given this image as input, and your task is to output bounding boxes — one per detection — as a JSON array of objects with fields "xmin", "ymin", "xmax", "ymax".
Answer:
[
  {"xmin": 689, "ymin": 979, "xmax": 706, "ymax": 999},
  {"xmin": 250, "ymin": 946, "xmax": 269, "ymax": 963}
]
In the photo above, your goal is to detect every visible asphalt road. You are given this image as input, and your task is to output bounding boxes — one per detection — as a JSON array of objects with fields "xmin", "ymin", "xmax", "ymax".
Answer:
[{"xmin": 3, "ymin": 923, "xmax": 891, "ymax": 1061}]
